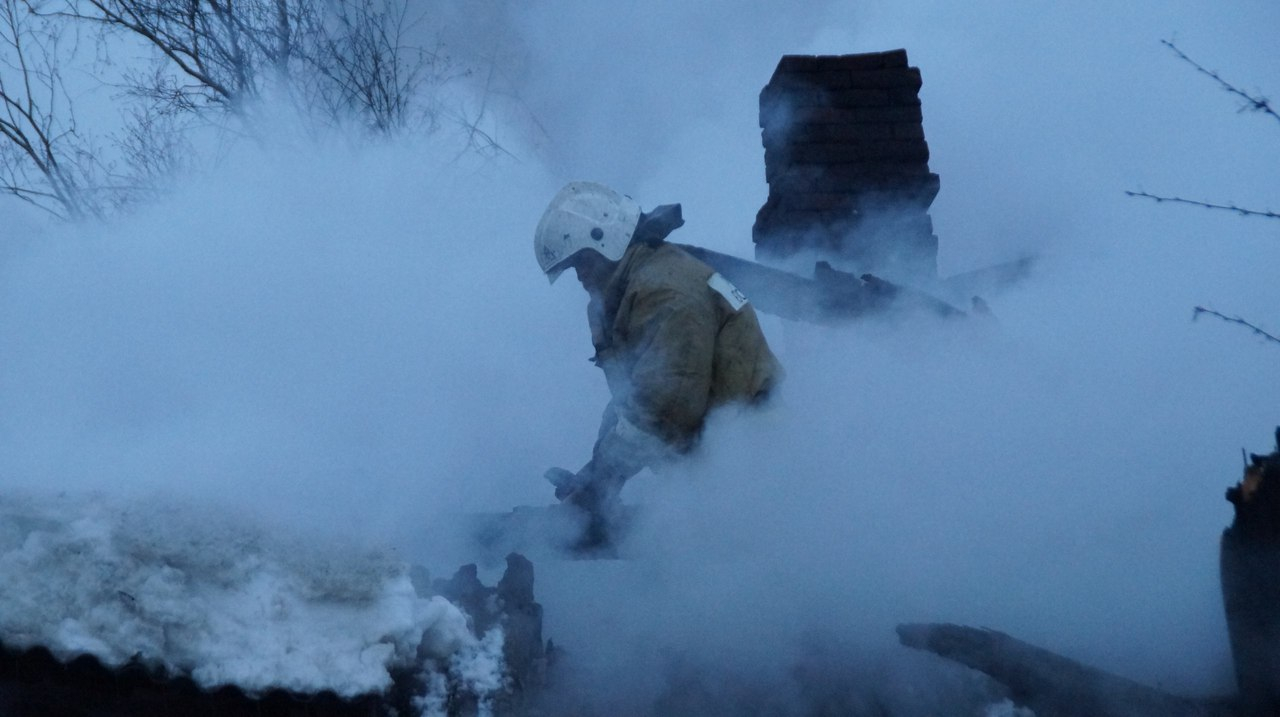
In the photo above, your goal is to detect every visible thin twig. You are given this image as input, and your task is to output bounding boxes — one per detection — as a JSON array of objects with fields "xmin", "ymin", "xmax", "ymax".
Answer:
[
  {"xmin": 1125, "ymin": 191, "xmax": 1280, "ymax": 220},
  {"xmin": 1163, "ymin": 39, "xmax": 1280, "ymax": 126},
  {"xmin": 1194, "ymin": 306, "xmax": 1280, "ymax": 346}
]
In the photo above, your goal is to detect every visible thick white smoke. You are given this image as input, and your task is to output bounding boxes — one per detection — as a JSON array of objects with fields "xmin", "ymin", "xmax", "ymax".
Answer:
[{"xmin": 0, "ymin": 0, "xmax": 1277, "ymax": 714}]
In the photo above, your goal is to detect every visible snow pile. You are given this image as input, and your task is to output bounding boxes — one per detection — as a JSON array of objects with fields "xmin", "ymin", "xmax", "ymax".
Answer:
[
  {"xmin": 0, "ymin": 491, "xmax": 503, "ymax": 700},
  {"xmin": 415, "ymin": 627, "xmax": 507, "ymax": 717},
  {"xmin": 985, "ymin": 700, "xmax": 1036, "ymax": 717}
]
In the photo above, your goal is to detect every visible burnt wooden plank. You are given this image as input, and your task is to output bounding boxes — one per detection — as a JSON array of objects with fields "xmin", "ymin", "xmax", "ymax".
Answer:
[
  {"xmin": 898, "ymin": 623, "xmax": 1232, "ymax": 717},
  {"xmin": 1222, "ymin": 432, "xmax": 1280, "ymax": 716}
]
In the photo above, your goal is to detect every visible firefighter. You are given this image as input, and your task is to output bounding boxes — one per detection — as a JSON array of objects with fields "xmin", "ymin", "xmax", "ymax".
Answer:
[{"xmin": 534, "ymin": 182, "xmax": 781, "ymax": 544}]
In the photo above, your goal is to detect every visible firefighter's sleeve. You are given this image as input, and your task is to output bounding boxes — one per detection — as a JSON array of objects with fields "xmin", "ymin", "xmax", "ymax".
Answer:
[{"xmin": 591, "ymin": 287, "xmax": 716, "ymax": 479}]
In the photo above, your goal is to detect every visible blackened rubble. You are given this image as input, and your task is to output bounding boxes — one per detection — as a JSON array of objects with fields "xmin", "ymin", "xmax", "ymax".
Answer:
[
  {"xmin": 897, "ymin": 623, "xmax": 1231, "ymax": 717},
  {"xmin": 899, "ymin": 428, "xmax": 1280, "ymax": 717},
  {"xmin": 1221, "ymin": 429, "xmax": 1280, "ymax": 716},
  {"xmin": 425, "ymin": 553, "xmax": 549, "ymax": 715},
  {"xmin": 0, "ymin": 641, "xmax": 381, "ymax": 717}
]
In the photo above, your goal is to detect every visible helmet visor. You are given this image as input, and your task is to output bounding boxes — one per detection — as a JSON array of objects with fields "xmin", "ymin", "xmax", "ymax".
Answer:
[{"xmin": 545, "ymin": 259, "xmax": 571, "ymax": 284}]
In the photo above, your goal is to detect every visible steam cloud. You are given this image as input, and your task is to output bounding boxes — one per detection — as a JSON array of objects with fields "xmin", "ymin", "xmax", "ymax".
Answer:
[{"xmin": 1, "ymin": 0, "xmax": 1279, "ymax": 714}]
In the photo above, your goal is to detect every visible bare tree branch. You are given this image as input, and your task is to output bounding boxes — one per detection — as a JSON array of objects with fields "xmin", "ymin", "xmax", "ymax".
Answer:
[
  {"xmin": 57, "ymin": 0, "xmax": 241, "ymax": 108},
  {"xmin": 1194, "ymin": 306, "xmax": 1280, "ymax": 347},
  {"xmin": 303, "ymin": 0, "xmax": 445, "ymax": 133},
  {"xmin": 1, "ymin": 0, "xmax": 494, "ymax": 222},
  {"xmin": 1125, "ymin": 190, "xmax": 1280, "ymax": 220},
  {"xmin": 1125, "ymin": 43, "xmax": 1278, "ymax": 228},
  {"xmin": 1163, "ymin": 39, "xmax": 1280, "ymax": 126},
  {"xmin": 0, "ymin": 0, "xmax": 103, "ymax": 219},
  {"xmin": 56, "ymin": 0, "xmax": 451, "ymax": 134}
]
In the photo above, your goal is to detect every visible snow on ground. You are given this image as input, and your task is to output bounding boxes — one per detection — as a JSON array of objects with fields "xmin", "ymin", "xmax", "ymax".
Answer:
[{"xmin": 0, "ymin": 490, "xmax": 502, "ymax": 701}]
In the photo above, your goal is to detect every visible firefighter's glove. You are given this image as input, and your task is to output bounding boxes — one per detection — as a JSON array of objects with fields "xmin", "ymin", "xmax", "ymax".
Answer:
[
  {"xmin": 546, "ymin": 462, "xmax": 622, "ymax": 512},
  {"xmin": 592, "ymin": 413, "xmax": 664, "ymax": 482},
  {"xmin": 544, "ymin": 466, "xmax": 584, "ymax": 502}
]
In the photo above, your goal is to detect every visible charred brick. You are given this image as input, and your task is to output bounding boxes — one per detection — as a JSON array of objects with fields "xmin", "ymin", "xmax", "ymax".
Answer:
[
  {"xmin": 773, "ymin": 49, "xmax": 908, "ymax": 76},
  {"xmin": 765, "ymin": 157, "xmax": 932, "ymax": 183},
  {"xmin": 782, "ymin": 105, "xmax": 924, "ymax": 125},
  {"xmin": 766, "ymin": 139, "xmax": 930, "ymax": 165},
  {"xmin": 756, "ymin": 50, "xmax": 938, "ymax": 277}
]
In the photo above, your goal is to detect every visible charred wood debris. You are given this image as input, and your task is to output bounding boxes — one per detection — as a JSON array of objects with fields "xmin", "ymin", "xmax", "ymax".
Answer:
[
  {"xmin": 898, "ymin": 427, "xmax": 1280, "ymax": 717},
  {"xmin": 1221, "ymin": 429, "xmax": 1280, "ymax": 716}
]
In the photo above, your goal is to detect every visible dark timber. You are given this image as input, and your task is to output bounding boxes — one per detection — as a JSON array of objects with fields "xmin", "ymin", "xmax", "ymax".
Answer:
[
  {"xmin": 898, "ymin": 428, "xmax": 1280, "ymax": 717},
  {"xmin": 677, "ymin": 243, "xmax": 963, "ymax": 322},
  {"xmin": 1222, "ymin": 429, "xmax": 1280, "ymax": 716},
  {"xmin": 898, "ymin": 623, "xmax": 1234, "ymax": 717}
]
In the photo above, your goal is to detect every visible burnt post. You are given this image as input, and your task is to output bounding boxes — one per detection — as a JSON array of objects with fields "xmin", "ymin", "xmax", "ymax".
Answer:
[
  {"xmin": 896, "ymin": 623, "xmax": 1232, "ymax": 716},
  {"xmin": 754, "ymin": 49, "xmax": 940, "ymax": 280},
  {"xmin": 1222, "ymin": 429, "xmax": 1280, "ymax": 716}
]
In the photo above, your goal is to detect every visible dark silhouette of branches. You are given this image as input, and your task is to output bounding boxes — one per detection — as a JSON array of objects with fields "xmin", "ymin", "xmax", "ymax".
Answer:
[
  {"xmin": 446, "ymin": 51, "xmax": 517, "ymax": 161},
  {"xmin": 1162, "ymin": 39, "xmax": 1279, "ymax": 126},
  {"xmin": 1126, "ymin": 41, "xmax": 1279, "ymax": 223},
  {"xmin": 0, "ymin": 0, "xmax": 104, "ymax": 219},
  {"xmin": 58, "ymin": 0, "xmax": 450, "ymax": 134},
  {"xmin": 55, "ymin": 0, "xmax": 310, "ymax": 114},
  {"xmin": 0, "ymin": 0, "xmax": 498, "ymax": 221},
  {"xmin": 1131, "ymin": 41, "xmax": 1279, "ymax": 351},
  {"xmin": 1193, "ymin": 307, "xmax": 1280, "ymax": 347},
  {"xmin": 306, "ymin": 0, "xmax": 444, "ymax": 132},
  {"xmin": 108, "ymin": 101, "xmax": 193, "ymax": 210},
  {"xmin": 1124, "ymin": 190, "xmax": 1280, "ymax": 220}
]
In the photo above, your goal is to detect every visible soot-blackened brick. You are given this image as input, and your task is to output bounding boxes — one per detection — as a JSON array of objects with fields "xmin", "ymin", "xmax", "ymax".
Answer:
[{"xmin": 755, "ymin": 49, "xmax": 939, "ymax": 279}]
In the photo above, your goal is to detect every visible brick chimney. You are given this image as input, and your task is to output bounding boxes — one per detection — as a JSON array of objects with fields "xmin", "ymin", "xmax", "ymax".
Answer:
[{"xmin": 753, "ymin": 49, "xmax": 940, "ymax": 280}]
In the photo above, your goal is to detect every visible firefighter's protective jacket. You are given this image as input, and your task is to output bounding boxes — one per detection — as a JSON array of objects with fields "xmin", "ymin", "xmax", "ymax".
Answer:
[{"xmin": 586, "ymin": 237, "xmax": 782, "ymax": 480}]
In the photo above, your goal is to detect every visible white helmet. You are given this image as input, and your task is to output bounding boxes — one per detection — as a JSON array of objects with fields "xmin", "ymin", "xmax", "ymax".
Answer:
[{"xmin": 535, "ymin": 182, "xmax": 642, "ymax": 283}]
